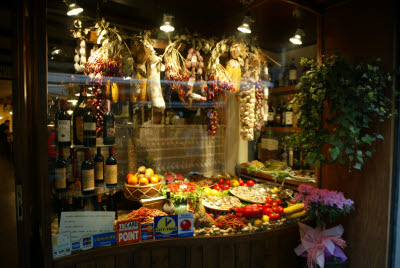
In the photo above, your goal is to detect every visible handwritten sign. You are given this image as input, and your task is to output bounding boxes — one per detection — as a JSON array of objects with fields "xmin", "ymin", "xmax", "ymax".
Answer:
[
  {"xmin": 59, "ymin": 212, "xmax": 115, "ymax": 243},
  {"xmin": 116, "ymin": 219, "xmax": 141, "ymax": 245}
]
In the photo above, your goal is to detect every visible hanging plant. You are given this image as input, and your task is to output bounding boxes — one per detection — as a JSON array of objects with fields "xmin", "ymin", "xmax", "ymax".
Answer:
[{"xmin": 285, "ymin": 56, "xmax": 394, "ymax": 170}]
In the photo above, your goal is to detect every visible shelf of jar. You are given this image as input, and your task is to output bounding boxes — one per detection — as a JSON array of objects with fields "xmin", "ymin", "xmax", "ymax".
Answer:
[
  {"xmin": 270, "ymin": 126, "xmax": 300, "ymax": 133},
  {"xmin": 269, "ymin": 85, "xmax": 297, "ymax": 95}
]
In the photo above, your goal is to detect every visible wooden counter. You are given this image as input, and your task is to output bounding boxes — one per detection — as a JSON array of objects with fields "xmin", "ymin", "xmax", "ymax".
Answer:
[{"xmin": 54, "ymin": 223, "xmax": 302, "ymax": 268}]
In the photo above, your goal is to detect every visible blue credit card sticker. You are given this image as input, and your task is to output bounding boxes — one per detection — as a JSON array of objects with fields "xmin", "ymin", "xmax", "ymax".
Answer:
[{"xmin": 93, "ymin": 232, "xmax": 117, "ymax": 248}]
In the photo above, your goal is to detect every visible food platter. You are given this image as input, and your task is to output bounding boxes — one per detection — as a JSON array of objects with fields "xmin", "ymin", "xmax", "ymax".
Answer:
[
  {"xmin": 229, "ymin": 186, "xmax": 269, "ymax": 204},
  {"xmin": 289, "ymin": 170, "xmax": 316, "ymax": 181},
  {"xmin": 201, "ymin": 196, "xmax": 242, "ymax": 211}
]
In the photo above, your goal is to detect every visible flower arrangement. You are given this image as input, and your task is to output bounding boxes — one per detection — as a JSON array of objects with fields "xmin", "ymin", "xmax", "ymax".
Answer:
[
  {"xmin": 295, "ymin": 184, "xmax": 354, "ymax": 227},
  {"xmin": 294, "ymin": 184, "xmax": 354, "ymax": 267}
]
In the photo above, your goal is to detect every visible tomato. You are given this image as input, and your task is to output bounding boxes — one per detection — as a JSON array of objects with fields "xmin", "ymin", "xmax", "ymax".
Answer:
[
  {"xmin": 263, "ymin": 208, "xmax": 272, "ymax": 216},
  {"xmin": 270, "ymin": 213, "xmax": 280, "ymax": 221},
  {"xmin": 275, "ymin": 213, "xmax": 281, "ymax": 220},
  {"xmin": 275, "ymin": 199, "xmax": 281, "ymax": 205},
  {"xmin": 180, "ymin": 220, "xmax": 191, "ymax": 231},
  {"xmin": 262, "ymin": 203, "xmax": 271, "ymax": 210},
  {"xmin": 239, "ymin": 182, "xmax": 246, "ymax": 186},
  {"xmin": 272, "ymin": 202, "xmax": 278, "ymax": 207},
  {"xmin": 238, "ymin": 179, "xmax": 244, "ymax": 184},
  {"xmin": 266, "ymin": 198, "xmax": 273, "ymax": 204},
  {"xmin": 272, "ymin": 207, "xmax": 279, "ymax": 213},
  {"xmin": 288, "ymin": 200, "xmax": 296, "ymax": 204},
  {"xmin": 246, "ymin": 180, "xmax": 255, "ymax": 187},
  {"xmin": 222, "ymin": 184, "xmax": 230, "ymax": 190},
  {"xmin": 277, "ymin": 206, "xmax": 284, "ymax": 215},
  {"xmin": 219, "ymin": 179, "xmax": 225, "ymax": 185},
  {"xmin": 214, "ymin": 184, "xmax": 221, "ymax": 191}
]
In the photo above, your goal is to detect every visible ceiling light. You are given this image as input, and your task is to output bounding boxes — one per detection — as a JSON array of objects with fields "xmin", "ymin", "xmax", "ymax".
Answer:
[
  {"xmin": 238, "ymin": 16, "xmax": 252, "ymax": 34},
  {"xmin": 160, "ymin": 14, "xmax": 175, "ymax": 33},
  {"xmin": 290, "ymin": 28, "xmax": 304, "ymax": 45},
  {"xmin": 10, "ymin": 112, "xmax": 12, "ymax": 115},
  {"xmin": 67, "ymin": 100, "xmax": 78, "ymax": 106},
  {"xmin": 51, "ymin": 48, "xmax": 62, "ymax": 55},
  {"xmin": 67, "ymin": 3, "xmax": 83, "ymax": 16},
  {"xmin": 67, "ymin": 110, "xmax": 73, "ymax": 115}
]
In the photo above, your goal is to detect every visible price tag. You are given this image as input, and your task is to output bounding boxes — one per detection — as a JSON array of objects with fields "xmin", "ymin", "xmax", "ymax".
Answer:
[
  {"xmin": 188, "ymin": 77, "xmax": 196, "ymax": 87},
  {"xmin": 191, "ymin": 56, "xmax": 197, "ymax": 63}
]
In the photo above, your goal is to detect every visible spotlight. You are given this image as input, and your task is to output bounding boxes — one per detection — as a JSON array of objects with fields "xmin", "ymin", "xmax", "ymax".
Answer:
[
  {"xmin": 160, "ymin": 14, "xmax": 175, "ymax": 33},
  {"xmin": 238, "ymin": 16, "xmax": 252, "ymax": 34},
  {"xmin": 289, "ymin": 28, "xmax": 304, "ymax": 45},
  {"xmin": 66, "ymin": 2, "xmax": 83, "ymax": 16}
]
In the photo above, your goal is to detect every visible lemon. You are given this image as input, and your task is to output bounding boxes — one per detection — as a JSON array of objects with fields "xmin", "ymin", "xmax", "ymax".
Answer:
[
  {"xmin": 211, "ymin": 189, "xmax": 219, "ymax": 196},
  {"xmin": 262, "ymin": 215, "xmax": 269, "ymax": 223},
  {"xmin": 204, "ymin": 187, "xmax": 212, "ymax": 195},
  {"xmin": 254, "ymin": 219, "xmax": 263, "ymax": 227}
]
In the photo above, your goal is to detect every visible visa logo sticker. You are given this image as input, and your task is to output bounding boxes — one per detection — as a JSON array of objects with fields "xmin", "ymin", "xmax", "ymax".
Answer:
[
  {"xmin": 117, "ymin": 219, "xmax": 140, "ymax": 245},
  {"xmin": 154, "ymin": 215, "xmax": 178, "ymax": 239},
  {"xmin": 178, "ymin": 213, "xmax": 194, "ymax": 238}
]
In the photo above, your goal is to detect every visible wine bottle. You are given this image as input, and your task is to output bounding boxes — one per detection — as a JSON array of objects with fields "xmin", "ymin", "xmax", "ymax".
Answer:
[
  {"xmin": 288, "ymin": 58, "xmax": 298, "ymax": 85},
  {"xmin": 55, "ymin": 99, "xmax": 71, "ymax": 147},
  {"xmin": 103, "ymin": 100, "xmax": 115, "ymax": 145},
  {"xmin": 55, "ymin": 147, "xmax": 67, "ymax": 192},
  {"xmin": 73, "ymin": 86, "xmax": 87, "ymax": 145},
  {"xmin": 81, "ymin": 148, "xmax": 95, "ymax": 192},
  {"xmin": 284, "ymin": 99, "xmax": 293, "ymax": 127},
  {"xmin": 94, "ymin": 147, "xmax": 104, "ymax": 183},
  {"xmin": 281, "ymin": 101, "xmax": 287, "ymax": 127},
  {"xmin": 66, "ymin": 148, "xmax": 76, "ymax": 186},
  {"xmin": 83, "ymin": 99, "xmax": 97, "ymax": 147},
  {"xmin": 95, "ymin": 195, "xmax": 104, "ymax": 211},
  {"xmin": 106, "ymin": 191, "xmax": 118, "ymax": 220},
  {"xmin": 105, "ymin": 147, "xmax": 118, "ymax": 187},
  {"xmin": 275, "ymin": 103, "xmax": 282, "ymax": 127},
  {"xmin": 267, "ymin": 102, "xmax": 275, "ymax": 126},
  {"xmin": 66, "ymin": 196, "xmax": 74, "ymax": 211}
]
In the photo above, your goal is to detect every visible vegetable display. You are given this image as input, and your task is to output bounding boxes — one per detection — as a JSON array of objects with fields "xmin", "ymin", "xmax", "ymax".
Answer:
[
  {"xmin": 214, "ymin": 214, "xmax": 247, "ymax": 231},
  {"xmin": 162, "ymin": 181, "xmax": 203, "ymax": 205},
  {"xmin": 118, "ymin": 207, "xmax": 167, "ymax": 223}
]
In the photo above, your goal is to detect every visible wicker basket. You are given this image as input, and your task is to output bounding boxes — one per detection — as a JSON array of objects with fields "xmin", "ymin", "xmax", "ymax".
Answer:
[{"xmin": 124, "ymin": 182, "xmax": 163, "ymax": 201}]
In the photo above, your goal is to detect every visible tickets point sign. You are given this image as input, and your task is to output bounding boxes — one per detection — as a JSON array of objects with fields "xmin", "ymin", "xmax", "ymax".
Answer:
[{"xmin": 116, "ymin": 219, "xmax": 140, "ymax": 245}]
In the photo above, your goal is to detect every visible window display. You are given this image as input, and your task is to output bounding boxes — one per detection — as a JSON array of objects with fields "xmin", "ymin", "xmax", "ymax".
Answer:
[{"xmin": 46, "ymin": 0, "xmax": 318, "ymax": 259}]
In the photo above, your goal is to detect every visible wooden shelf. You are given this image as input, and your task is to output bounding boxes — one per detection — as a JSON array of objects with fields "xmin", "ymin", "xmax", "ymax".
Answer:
[
  {"xmin": 269, "ymin": 85, "xmax": 297, "ymax": 95},
  {"xmin": 271, "ymin": 126, "xmax": 300, "ymax": 133}
]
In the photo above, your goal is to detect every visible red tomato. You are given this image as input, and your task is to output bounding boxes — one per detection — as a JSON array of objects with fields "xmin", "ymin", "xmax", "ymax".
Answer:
[
  {"xmin": 263, "ymin": 208, "xmax": 272, "ymax": 216},
  {"xmin": 277, "ymin": 206, "xmax": 284, "ymax": 215},
  {"xmin": 222, "ymin": 184, "xmax": 230, "ymax": 190},
  {"xmin": 272, "ymin": 207, "xmax": 279, "ymax": 213},
  {"xmin": 272, "ymin": 202, "xmax": 278, "ymax": 207},
  {"xmin": 266, "ymin": 198, "xmax": 273, "ymax": 204},
  {"xmin": 238, "ymin": 179, "xmax": 244, "ymax": 184},
  {"xmin": 180, "ymin": 220, "xmax": 192, "ymax": 231},
  {"xmin": 246, "ymin": 180, "xmax": 255, "ymax": 187},
  {"xmin": 275, "ymin": 199, "xmax": 281, "ymax": 205},
  {"xmin": 214, "ymin": 184, "xmax": 221, "ymax": 191},
  {"xmin": 270, "ymin": 213, "xmax": 280, "ymax": 221},
  {"xmin": 239, "ymin": 182, "xmax": 246, "ymax": 186},
  {"xmin": 262, "ymin": 203, "xmax": 271, "ymax": 210},
  {"xmin": 219, "ymin": 179, "xmax": 225, "ymax": 185},
  {"xmin": 275, "ymin": 213, "xmax": 281, "ymax": 220},
  {"xmin": 288, "ymin": 200, "xmax": 296, "ymax": 204}
]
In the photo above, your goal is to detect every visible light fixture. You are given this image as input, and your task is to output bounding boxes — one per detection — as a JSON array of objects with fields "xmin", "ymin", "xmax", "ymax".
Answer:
[
  {"xmin": 67, "ymin": 110, "xmax": 74, "ymax": 115},
  {"xmin": 160, "ymin": 14, "xmax": 175, "ymax": 33},
  {"xmin": 9, "ymin": 112, "xmax": 12, "ymax": 115},
  {"xmin": 289, "ymin": 28, "xmax": 304, "ymax": 45},
  {"xmin": 51, "ymin": 47, "xmax": 62, "ymax": 55},
  {"xmin": 0, "ymin": 117, "xmax": 3, "ymax": 120},
  {"xmin": 67, "ymin": 100, "xmax": 78, "ymax": 106},
  {"xmin": 75, "ymin": 93, "xmax": 92, "ymax": 97},
  {"xmin": 67, "ymin": 2, "xmax": 83, "ymax": 16},
  {"xmin": 238, "ymin": 16, "xmax": 252, "ymax": 34}
]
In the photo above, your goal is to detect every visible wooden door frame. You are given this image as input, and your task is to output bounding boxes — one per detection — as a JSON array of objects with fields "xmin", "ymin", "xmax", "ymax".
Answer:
[{"xmin": 14, "ymin": 0, "xmax": 51, "ymax": 267}]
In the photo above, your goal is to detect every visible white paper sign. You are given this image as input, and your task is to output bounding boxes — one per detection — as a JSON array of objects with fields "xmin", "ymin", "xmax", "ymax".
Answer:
[
  {"xmin": 52, "ymin": 232, "xmax": 71, "ymax": 259},
  {"xmin": 59, "ymin": 211, "xmax": 115, "ymax": 243}
]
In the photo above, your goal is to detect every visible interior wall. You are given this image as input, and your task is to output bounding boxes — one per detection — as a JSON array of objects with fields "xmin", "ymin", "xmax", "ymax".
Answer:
[{"xmin": 322, "ymin": 0, "xmax": 396, "ymax": 267}]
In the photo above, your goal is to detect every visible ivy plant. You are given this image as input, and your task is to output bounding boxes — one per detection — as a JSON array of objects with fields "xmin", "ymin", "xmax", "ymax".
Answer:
[{"xmin": 285, "ymin": 56, "xmax": 394, "ymax": 170}]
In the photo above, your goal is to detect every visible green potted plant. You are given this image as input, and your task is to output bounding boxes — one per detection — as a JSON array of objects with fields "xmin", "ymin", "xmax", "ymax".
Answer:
[{"xmin": 286, "ymin": 56, "xmax": 394, "ymax": 170}]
